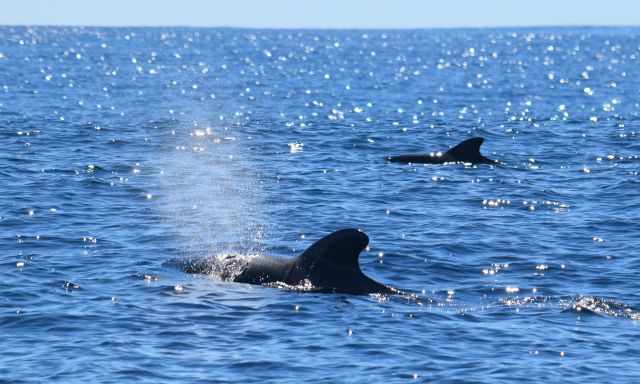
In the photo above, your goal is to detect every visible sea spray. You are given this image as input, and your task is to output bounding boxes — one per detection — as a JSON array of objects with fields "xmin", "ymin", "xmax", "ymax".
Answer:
[{"xmin": 157, "ymin": 121, "xmax": 266, "ymax": 259}]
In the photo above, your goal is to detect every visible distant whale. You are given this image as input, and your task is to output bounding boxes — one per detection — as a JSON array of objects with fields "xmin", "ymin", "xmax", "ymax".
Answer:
[
  {"xmin": 386, "ymin": 137, "xmax": 496, "ymax": 165},
  {"xmin": 179, "ymin": 229, "xmax": 398, "ymax": 295}
]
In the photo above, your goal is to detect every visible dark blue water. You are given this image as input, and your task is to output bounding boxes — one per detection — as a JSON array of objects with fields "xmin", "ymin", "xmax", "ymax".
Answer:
[{"xmin": 2, "ymin": 26, "xmax": 640, "ymax": 383}]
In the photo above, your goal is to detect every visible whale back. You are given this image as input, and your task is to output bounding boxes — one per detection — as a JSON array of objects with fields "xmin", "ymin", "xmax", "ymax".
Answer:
[
  {"xmin": 385, "ymin": 137, "xmax": 495, "ymax": 165},
  {"xmin": 174, "ymin": 229, "xmax": 396, "ymax": 295},
  {"xmin": 292, "ymin": 229, "xmax": 393, "ymax": 294},
  {"xmin": 297, "ymin": 228, "xmax": 367, "ymax": 270},
  {"xmin": 445, "ymin": 137, "xmax": 494, "ymax": 164}
]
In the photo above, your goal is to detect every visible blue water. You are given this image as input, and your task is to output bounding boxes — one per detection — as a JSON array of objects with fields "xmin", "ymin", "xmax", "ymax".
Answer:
[{"xmin": 2, "ymin": 26, "xmax": 640, "ymax": 383}]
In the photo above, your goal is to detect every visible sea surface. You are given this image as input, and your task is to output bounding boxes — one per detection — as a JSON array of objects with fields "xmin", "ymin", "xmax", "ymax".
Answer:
[{"xmin": 1, "ymin": 26, "xmax": 640, "ymax": 383}]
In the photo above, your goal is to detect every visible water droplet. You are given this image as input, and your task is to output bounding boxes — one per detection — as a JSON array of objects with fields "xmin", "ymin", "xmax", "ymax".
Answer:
[{"xmin": 506, "ymin": 286, "xmax": 519, "ymax": 293}]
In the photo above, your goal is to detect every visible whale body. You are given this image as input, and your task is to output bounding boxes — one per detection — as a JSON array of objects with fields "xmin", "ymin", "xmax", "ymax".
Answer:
[
  {"xmin": 180, "ymin": 229, "xmax": 397, "ymax": 295},
  {"xmin": 386, "ymin": 137, "xmax": 496, "ymax": 165}
]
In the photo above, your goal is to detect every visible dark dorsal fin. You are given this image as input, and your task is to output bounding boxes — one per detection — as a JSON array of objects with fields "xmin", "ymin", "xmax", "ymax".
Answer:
[
  {"xmin": 445, "ymin": 137, "xmax": 485, "ymax": 162},
  {"xmin": 297, "ymin": 229, "xmax": 368, "ymax": 270}
]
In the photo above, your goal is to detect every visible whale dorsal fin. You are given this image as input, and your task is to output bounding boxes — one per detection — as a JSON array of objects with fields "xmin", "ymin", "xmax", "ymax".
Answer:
[
  {"xmin": 297, "ymin": 229, "xmax": 368, "ymax": 270},
  {"xmin": 445, "ymin": 137, "xmax": 485, "ymax": 162}
]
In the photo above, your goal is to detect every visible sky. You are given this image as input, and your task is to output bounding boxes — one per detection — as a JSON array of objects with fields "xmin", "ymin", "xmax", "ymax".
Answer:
[{"xmin": 0, "ymin": 0, "xmax": 638, "ymax": 28}]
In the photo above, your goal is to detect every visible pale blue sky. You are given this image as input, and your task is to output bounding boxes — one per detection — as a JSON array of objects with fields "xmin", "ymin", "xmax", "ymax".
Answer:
[{"xmin": 0, "ymin": 0, "xmax": 638, "ymax": 28}]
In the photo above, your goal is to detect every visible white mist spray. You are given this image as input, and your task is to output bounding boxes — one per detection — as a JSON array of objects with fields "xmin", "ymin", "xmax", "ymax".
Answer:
[{"xmin": 158, "ymin": 122, "xmax": 266, "ymax": 260}]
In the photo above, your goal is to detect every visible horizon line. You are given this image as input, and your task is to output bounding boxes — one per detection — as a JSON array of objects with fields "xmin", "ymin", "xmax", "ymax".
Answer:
[{"xmin": 1, "ymin": 23, "xmax": 640, "ymax": 30}]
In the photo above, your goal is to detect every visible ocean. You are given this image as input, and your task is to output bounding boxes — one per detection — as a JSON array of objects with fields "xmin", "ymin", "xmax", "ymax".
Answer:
[{"xmin": 1, "ymin": 26, "xmax": 639, "ymax": 383}]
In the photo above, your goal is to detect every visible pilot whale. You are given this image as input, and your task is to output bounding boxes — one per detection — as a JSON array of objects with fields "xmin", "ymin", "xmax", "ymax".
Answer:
[
  {"xmin": 179, "ymin": 229, "xmax": 398, "ymax": 295},
  {"xmin": 386, "ymin": 137, "xmax": 496, "ymax": 165}
]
